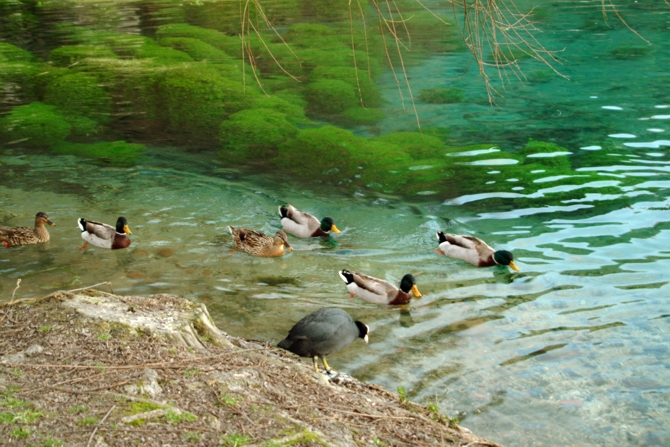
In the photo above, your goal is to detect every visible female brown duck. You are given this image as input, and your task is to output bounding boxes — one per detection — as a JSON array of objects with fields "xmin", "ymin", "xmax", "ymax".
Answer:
[{"xmin": 1, "ymin": 212, "xmax": 55, "ymax": 247}]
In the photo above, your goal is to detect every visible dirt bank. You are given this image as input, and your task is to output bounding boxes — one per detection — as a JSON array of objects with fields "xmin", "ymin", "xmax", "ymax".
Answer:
[{"xmin": 0, "ymin": 288, "xmax": 501, "ymax": 446}]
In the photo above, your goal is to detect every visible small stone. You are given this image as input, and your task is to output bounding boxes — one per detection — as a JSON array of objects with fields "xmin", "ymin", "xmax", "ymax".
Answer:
[{"xmin": 157, "ymin": 247, "xmax": 174, "ymax": 258}]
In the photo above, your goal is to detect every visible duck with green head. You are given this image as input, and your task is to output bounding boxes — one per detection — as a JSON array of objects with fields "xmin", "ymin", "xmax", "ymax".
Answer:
[
  {"xmin": 436, "ymin": 231, "xmax": 519, "ymax": 271},
  {"xmin": 339, "ymin": 269, "xmax": 422, "ymax": 305},
  {"xmin": 78, "ymin": 216, "xmax": 132, "ymax": 250},
  {"xmin": 279, "ymin": 204, "xmax": 340, "ymax": 238}
]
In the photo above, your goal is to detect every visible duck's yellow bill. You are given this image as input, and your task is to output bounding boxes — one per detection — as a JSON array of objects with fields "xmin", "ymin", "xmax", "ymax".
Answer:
[
  {"xmin": 123, "ymin": 225, "xmax": 132, "ymax": 235},
  {"xmin": 412, "ymin": 284, "xmax": 423, "ymax": 298},
  {"xmin": 331, "ymin": 224, "xmax": 341, "ymax": 234},
  {"xmin": 509, "ymin": 261, "xmax": 519, "ymax": 271}
]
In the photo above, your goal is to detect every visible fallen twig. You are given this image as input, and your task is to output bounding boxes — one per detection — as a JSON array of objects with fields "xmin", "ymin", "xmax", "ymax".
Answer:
[{"xmin": 87, "ymin": 404, "xmax": 116, "ymax": 447}]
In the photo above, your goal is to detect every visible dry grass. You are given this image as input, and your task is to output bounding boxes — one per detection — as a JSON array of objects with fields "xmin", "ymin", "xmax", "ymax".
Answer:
[{"xmin": 0, "ymin": 291, "xmax": 501, "ymax": 446}]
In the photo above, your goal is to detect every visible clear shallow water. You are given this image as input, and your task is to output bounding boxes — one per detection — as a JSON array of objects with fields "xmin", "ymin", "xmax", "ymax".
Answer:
[{"xmin": 1, "ymin": 1, "xmax": 670, "ymax": 447}]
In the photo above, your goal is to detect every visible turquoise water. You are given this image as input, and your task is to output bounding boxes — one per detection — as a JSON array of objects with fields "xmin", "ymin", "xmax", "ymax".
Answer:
[{"xmin": 2, "ymin": 1, "xmax": 670, "ymax": 446}]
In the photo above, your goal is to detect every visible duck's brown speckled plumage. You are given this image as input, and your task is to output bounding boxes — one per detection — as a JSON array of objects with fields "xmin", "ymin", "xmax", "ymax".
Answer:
[
  {"xmin": 1, "ymin": 212, "xmax": 54, "ymax": 247},
  {"xmin": 228, "ymin": 227, "xmax": 291, "ymax": 257}
]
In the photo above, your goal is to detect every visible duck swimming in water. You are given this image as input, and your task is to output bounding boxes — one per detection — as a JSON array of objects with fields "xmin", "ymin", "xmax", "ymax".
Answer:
[
  {"xmin": 1, "ymin": 212, "xmax": 55, "ymax": 247},
  {"xmin": 436, "ymin": 231, "xmax": 519, "ymax": 271}
]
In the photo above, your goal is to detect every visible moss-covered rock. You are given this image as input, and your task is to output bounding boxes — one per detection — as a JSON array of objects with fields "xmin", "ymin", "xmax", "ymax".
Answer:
[
  {"xmin": 48, "ymin": 45, "xmax": 118, "ymax": 67},
  {"xmin": 0, "ymin": 42, "xmax": 36, "ymax": 62},
  {"xmin": 274, "ymin": 126, "xmax": 361, "ymax": 180},
  {"xmin": 102, "ymin": 34, "xmax": 193, "ymax": 64},
  {"xmin": 519, "ymin": 139, "xmax": 572, "ymax": 169},
  {"xmin": 342, "ymin": 107, "xmax": 385, "ymax": 124},
  {"xmin": 418, "ymin": 87, "xmax": 464, "ymax": 104},
  {"xmin": 310, "ymin": 66, "xmax": 383, "ymax": 108},
  {"xmin": 0, "ymin": 102, "xmax": 71, "ymax": 147},
  {"xmin": 158, "ymin": 66, "xmax": 261, "ymax": 140},
  {"xmin": 304, "ymin": 80, "xmax": 358, "ymax": 114},
  {"xmin": 220, "ymin": 108, "xmax": 299, "ymax": 161},
  {"xmin": 157, "ymin": 37, "xmax": 235, "ymax": 64},
  {"xmin": 0, "ymin": 60, "xmax": 44, "ymax": 105},
  {"xmin": 251, "ymin": 95, "xmax": 307, "ymax": 123},
  {"xmin": 155, "ymin": 23, "xmax": 241, "ymax": 57},
  {"xmin": 374, "ymin": 132, "xmax": 446, "ymax": 159},
  {"xmin": 52, "ymin": 140, "xmax": 144, "ymax": 165},
  {"xmin": 43, "ymin": 72, "xmax": 113, "ymax": 125}
]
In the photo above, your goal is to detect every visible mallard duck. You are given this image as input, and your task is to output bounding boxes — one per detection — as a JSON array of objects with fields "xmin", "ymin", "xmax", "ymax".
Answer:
[
  {"xmin": 78, "ymin": 216, "xmax": 132, "ymax": 250},
  {"xmin": 279, "ymin": 204, "xmax": 340, "ymax": 238},
  {"xmin": 436, "ymin": 231, "xmax": 519, "ymax": 271},
  {"xmin": 1, "ymin": 212, "xmax": 55, "ymax": 247},
  {"xmin": 339, "ymin": 270, "xmax": 422, "ymax": 305},
  {"xmin": 278, "ymin": 307, "xmax": 369, "ymax": 373},
  {"xmin": 228, "ymin": 226, "xmax": 291, "ymax": 257}
]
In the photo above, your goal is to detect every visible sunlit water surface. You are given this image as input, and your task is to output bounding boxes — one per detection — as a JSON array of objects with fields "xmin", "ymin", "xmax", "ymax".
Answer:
[{"xmin": 2, "ymin": 1, "xmax": 670, "ymax": 446}]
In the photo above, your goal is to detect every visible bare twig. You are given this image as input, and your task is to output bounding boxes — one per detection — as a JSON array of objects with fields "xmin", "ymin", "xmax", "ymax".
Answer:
[
  {"xmin": 11, "ymin": 278, "xmax": 21, "ymax": 300},
  {"xmin": 87, "ymin": 404, "xmax": 115, "ymax": 447}
]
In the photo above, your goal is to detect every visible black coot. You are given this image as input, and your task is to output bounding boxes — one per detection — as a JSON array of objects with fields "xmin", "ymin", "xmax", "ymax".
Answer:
[{"xmin": 277, "ymin": 307, "xmax": 369, "ymax": 372}]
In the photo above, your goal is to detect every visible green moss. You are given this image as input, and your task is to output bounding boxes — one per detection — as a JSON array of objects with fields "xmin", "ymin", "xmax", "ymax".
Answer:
[
  {"xmin": 48, "ymin": 45, "xmax": 118, "ymax": 67},
  {"xmin": 52, "ymin": 141, "xmax": 144, "ymax": 166},
  {"xmin": 0, "ymin": 102, "xmax": 71, "ymax": 147},
  {"xmin": 374, "ymin": 132, "xmax": 447, "ymax": 159},
  {"xmin": 418, "ymin": 87, "xmax": 464, "ymax": 104},
  {"xmin": 297, "ymin": 0, "xmax": 354, "ymax": 22},
  {"xmin": 0, "ymin": 61, "xmax": 43, "ymax": 103},
  {"xmin": 610, "ymin": 44, "xmax": 653, "ymax": 60},
  {"xmin": 520, "ymin": 139, "xmax": 572, "ymax": 169},
  {"xmin": 102, "ymin": 34, "xmax": 193, "ymax": 64},
  {"xmin": 310, "ymin": 66, "xmax": 383, "ymax": 108},
  {"xmin": 158, "ymin": 37, "xmax": 234, "ymax": 64},
  {"xmin": 342, "ymin": 107, "xmax": 385, "ymax": 124},
  {"xmin": 304, "ymin": 80, "xmax": 358, "ymax": 114},
  {"xmin": 275, "ymin": 126, "xmax": 359, "ymax": 180},
  {"xmin": 155, "ymin": 23, "xmax": 241, "ymax": 57},
  {"xmin": 0, "ymin": 42, "xmax": 36, "ymax": 62},
  {"xmin": 43, "ymin": 72, "xmax": 113, "ymax": 125},
  {"xmin": 251, "ymin": 96, "xmax": 307, "ymax": 123},
  {"xmin": 159, "ymin": 66, "xmax": 261, "ymax": 140},
  {"xmin": 220, "ymin": 108, "xmax": 299, "ymax": 161}
]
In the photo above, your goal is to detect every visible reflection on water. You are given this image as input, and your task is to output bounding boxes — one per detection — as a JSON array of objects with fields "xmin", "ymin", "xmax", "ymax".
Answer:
[{"xmin": 2, "ymin": 1, "xmax": 670, "ymax": 447}]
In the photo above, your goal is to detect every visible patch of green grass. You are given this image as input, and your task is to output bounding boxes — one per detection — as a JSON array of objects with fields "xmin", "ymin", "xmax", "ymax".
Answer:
[
  {"xmin": 164, "ymin": 410, "xmax": 197, "ymax": 424},
  {"xmin": 183, "ymin": 369, "xmax": 201, "ymax": 377},
  {"xmin": 0, "ymin": 412, "xmax": 15, "ymax": 424},
  {"xmin": 0, "ymin": 394, "xmax": 29, "ymax": 408},
  {"xmin": 219, "ymin": 394, "xmax": 242, "ymax": 407},
  {"xmin": 397, "ymin": 386, "xmax": 408, "ymax": 404},
  {"xmin": 11, "ymin": 427, "xmax": 30, "ymax": 439},
  {"xmin": 68, "ymin": 405, "xmax": 88, "ymax": 414},
  {"xmin": 219, "ymin": 433, "xmax": 252, "ymax": 447},
  {"xmin": 184, "ymin": 431, "xmax": 202, "ymax": 442},
  {"xmin": 78, "ymin": 416, "xmax": 99, "ymax": 426},
  {"xmin": 13, "ymin": 409, "xmax": 42, "ymax": 424},
  {"xmin": 128, "ymin": 401, "xmax": 163, "ymax": 414},
  {"xmin": 373, "ymin": 439, "xmax": 388, "ymax": 447},
  {"xmin": 96, "ymin": 333, "xmax": 111, "ymax": 341},
  {"xmin": 427, "ymin": 403, "xmax": 439, "ymax": 419},
  {"xmin": 38, "ymin": 324, "xmax": 52, "ymax": 333}
]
